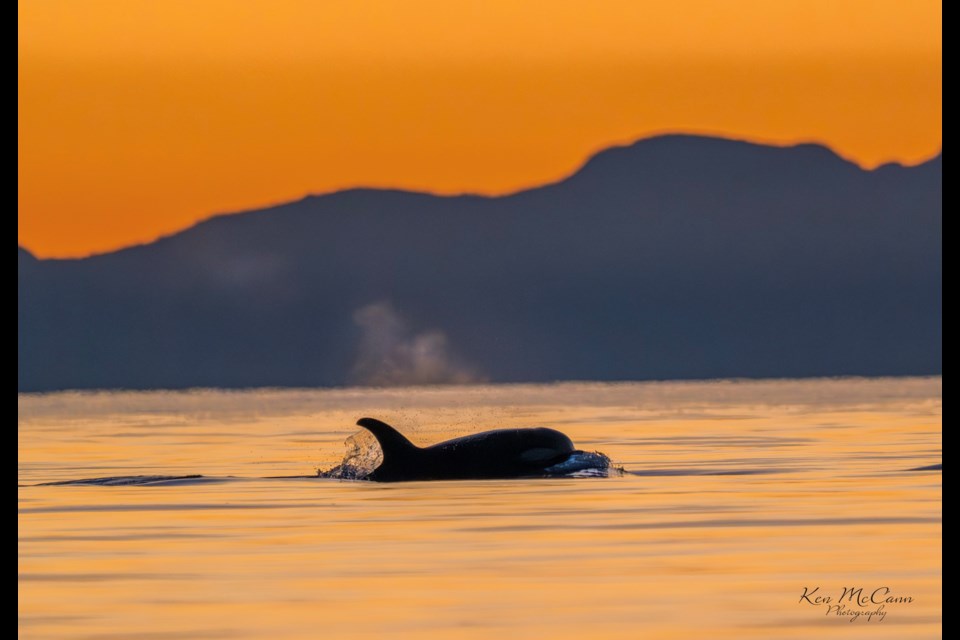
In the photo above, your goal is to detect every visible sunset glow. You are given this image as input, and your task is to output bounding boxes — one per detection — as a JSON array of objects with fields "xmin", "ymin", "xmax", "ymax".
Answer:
[{"xmin": 18, "ymin": 0, "xmax": 941, "ymax": 257}]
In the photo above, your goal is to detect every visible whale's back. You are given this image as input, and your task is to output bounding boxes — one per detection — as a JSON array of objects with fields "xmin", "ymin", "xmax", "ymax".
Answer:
[{"xmin": 356, "ymin": 418, "xmax": 576, "ymax": 481}]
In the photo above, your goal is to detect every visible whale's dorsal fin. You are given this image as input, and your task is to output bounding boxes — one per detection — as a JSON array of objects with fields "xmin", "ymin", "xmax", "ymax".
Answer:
[{"xmin": 356, "ymin": 418, "xmax": 418, "ymax": 461}]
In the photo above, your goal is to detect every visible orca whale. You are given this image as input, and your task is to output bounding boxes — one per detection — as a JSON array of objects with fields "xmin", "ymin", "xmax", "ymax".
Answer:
[{"xmin": 356, "ymin": 417, "xmax": 588, "ymax": 481}]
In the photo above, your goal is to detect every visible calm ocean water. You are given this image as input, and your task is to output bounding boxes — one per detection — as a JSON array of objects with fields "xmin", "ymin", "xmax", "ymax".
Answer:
[{"xmin": 19, "ymin": 378, "xmax": 941, "ymax": 639}]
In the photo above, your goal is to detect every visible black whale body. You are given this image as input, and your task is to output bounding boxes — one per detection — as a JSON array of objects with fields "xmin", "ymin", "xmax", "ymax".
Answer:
[{"xmin": 357, "ymin": 417, "xmax": 581, "ymax": 482}]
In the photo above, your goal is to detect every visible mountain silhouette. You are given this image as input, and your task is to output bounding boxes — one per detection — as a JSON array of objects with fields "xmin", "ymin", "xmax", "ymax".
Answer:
[{"xmin": 18, "ymin": 135, "xmax": 941, "ymax": 391}]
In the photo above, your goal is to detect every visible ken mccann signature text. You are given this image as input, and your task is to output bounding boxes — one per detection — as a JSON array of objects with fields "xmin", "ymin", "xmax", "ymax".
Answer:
[{"xmin": 798, "ymin": 587, "xmax": 914, "ymax": 622}]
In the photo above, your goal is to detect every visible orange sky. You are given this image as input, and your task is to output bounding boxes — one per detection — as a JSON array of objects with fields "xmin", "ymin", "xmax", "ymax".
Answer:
[{"xmin": 18, "ymin": 0, "xmax": 941, "ymax": 258}]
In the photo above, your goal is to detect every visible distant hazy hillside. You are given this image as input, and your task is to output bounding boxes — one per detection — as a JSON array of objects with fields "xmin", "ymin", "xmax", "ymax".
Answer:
[{"xmin": 18, "ymin": 135, "xmax": 942, "ymax": 391}]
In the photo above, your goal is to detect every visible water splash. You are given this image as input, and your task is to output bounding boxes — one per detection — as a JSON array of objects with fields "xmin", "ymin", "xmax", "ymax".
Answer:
[
  {"xmin": 543, "ymin": 451, "xmax": 617, "ymax": 477},
  {"xmin": 317, "ymin": 430, "xmax": 383, "ymax": 479}
]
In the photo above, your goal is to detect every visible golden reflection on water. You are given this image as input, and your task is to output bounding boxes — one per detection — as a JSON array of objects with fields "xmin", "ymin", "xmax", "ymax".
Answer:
[{"xmin": 19, "ymin": 378, "xmax": 941, "ymax": 639}]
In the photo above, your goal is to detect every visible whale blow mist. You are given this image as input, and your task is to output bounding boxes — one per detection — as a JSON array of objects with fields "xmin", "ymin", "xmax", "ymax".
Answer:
[{"xmin": 350, "ymin": 301, "xmax": 480, "ymax": 386}]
